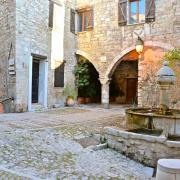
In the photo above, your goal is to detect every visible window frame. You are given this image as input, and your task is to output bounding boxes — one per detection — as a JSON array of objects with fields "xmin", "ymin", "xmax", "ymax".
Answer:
[
  {"xmin": 128, "ymin": 0, "xmax": 145, "ymax": 25},
  {"xmin": 77, "ymin": 8, "xmax": 94, "ymax": 32},
  {"xmin": 49, "ymin": 0, "xmax": 62, "ymax": 29}
]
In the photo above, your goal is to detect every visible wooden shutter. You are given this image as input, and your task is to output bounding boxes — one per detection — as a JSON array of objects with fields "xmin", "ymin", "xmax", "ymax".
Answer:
[
  {"xmin": 70, "ymin": 9, "xmax": 76, "ymax": 33},
  {"xmin": 145, "ymin": 0, "xmax": 155, "ymax": 23},
  {"xmin": 54, "ymin": 63, "xmax": 64, "ymax": 87},
  {"xmin": 49, "ymin": 1, "xmax": 54, "ymax": 28},
  {"xmin": 118, "ymin": 0, "xmax": 127, "ymax": 26},
  {"xmin": 87, "ymin": 10, "xmax": 93, "ymax": 29}
]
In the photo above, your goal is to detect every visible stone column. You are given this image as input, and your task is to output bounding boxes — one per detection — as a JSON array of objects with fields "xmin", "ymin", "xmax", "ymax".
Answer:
[
  {"xmin": 100, "ymin": 78, "xmax": 111, "ymax": 109},
  {"xmin": 159, "ymin": 85, "xmax": 170, "ymax": 108}
]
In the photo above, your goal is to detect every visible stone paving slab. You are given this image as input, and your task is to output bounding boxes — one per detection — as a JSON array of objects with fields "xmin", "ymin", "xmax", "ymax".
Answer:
[
  {"xmin": 0, "ymin": 128, "xmax": 153, "ymax": 179},
  {"xmin": 0, "ymin": 107, "xmax": 125, "ymax": 130},
  {"xmin": 0, "ymin": 106, "xmax": 154, "ymax": 179}
]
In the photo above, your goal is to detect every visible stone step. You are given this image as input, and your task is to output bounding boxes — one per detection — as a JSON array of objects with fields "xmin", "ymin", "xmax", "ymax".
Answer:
[{"xmin": 31, "ymin": 104, "xmax": 47, "ymax": 112}]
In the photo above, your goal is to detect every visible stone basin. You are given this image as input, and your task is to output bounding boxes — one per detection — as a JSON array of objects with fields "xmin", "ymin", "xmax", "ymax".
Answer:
[
  {"xmin": 126, "ymin": 108, "xmax": 180, "ymax": 137},
  {"xmin": 168, "ymin": 134, "xmax": 180, "ymax": 141},
  {"xmin": 128, "ymin": 128, "xmax": 163, "ymax": 136}
]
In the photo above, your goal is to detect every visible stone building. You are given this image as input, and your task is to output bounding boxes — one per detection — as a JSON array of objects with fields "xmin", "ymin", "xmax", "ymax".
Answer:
[
  {"xmin": 0, "ymin": 0, "xmax": 76, "ymax": 112},
  {"xmin": 74, "ymin": 0, "xmax": 180, "ymax": 108},
  {"xmin": 0, "ymin": 0, "xmax": 179, "ymax": 112}
]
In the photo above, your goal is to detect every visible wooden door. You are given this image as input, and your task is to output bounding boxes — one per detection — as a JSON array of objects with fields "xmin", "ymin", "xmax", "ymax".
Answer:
[
  {"xmin": 126, "ymin": 78, "xmax": 137, "ymax": 104},
  {"xmin": 32, "ymin": 61, "xmax": 39, "ymax": 103}
]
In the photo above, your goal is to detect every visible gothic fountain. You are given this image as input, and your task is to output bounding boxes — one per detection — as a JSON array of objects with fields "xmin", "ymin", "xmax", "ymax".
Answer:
[{"xmin": 104, "ymin": 61, "xmax": 180, "ymax": 167}]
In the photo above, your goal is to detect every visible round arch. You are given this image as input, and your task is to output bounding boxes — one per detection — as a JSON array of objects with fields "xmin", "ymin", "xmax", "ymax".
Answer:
[
  {"xmin": 105, "ymin": 41, "xmax": 174, "ymax": 79},
  {"xmin": 75, "ymin": 50, "xmax": 101, "ymax": 104},
  {"xmin": 76, "ymin": 50, "xmax": 99, "ymax": 74}
]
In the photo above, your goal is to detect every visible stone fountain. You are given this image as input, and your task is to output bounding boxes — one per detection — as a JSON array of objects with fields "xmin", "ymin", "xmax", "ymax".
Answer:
[
  {"xmin": 104, "ymin": 61, "xmax": 180, "ymax": 167},
  {"xmin": 126, "ymin": 60, "xmax": 180, "ymax": 138}
]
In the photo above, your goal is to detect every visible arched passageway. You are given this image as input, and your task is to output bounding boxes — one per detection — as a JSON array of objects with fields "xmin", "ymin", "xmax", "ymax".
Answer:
[
  {"xmin": 75, "ymin": 55, "xmax": 101, "ymax": 104},
  {"xmin": 109, "ymin": 50, "xmax": 139, "ymax": 105}
]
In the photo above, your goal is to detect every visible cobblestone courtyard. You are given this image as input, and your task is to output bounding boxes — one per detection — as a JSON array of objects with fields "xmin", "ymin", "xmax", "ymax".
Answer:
[{"xmin": 0, "ymin": 106, "xmax": 154, "ymax": 179}]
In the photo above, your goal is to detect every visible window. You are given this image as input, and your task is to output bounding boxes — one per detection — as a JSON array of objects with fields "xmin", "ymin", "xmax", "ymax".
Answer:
[
  {"xmin": 70, "ymin": 9, "xmax": 76, "ymax": 33},
  {"xmin": 78, "ymin": 10, "xmax": 93, "ymax": 32},
  {"xmin": 129, "ymin": 0, "xmax": 145, "ymax": 24},
  {"xmin": 54, "ymin": 63, "xmax": 64, "ymax": 87},
  {"xmin": 118, "ymin": 0, "xmax": 155, "ymax": 26},
  {"xmin": 70, "ymin": 8, "xmax": 94, "ymax": 33},
  {"xmin": 49, "ymin": 0, "xmax": 61, "ymax": 29}
]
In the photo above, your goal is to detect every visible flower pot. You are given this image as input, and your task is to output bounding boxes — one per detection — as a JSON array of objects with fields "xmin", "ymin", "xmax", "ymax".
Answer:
[
  {"xmin": 77, "ymin": 97, "xmax": 86, "ymax": 104},
  {"xmin": 66, "ymin": 96, "xmax": 75, "ymax": 106},
  {"xmin": 0, "ymin": 103, "xmax": 4, "ymax": 113},
  {"xmin": 85, "ymin": 97, "xmax": 91, "ymax": 104}
]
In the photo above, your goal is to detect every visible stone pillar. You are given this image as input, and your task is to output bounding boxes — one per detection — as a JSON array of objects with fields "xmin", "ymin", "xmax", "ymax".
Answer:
[
  {"xmin": 159, "ymin": 85, "xmax": 170, "ymax": 108},
  {"xmin": 100, "ymin": 78, "xmax": 111, "ymax": 109}
]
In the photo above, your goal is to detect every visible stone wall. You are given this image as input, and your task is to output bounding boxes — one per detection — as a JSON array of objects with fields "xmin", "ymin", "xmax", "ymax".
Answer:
[
  {"xmin": 64, "ymin": 0, "xmax": 77, "ymax": 86},
  {"xmin": 105, "ymin": 127, "xmax": 180, "ymax": 167},
  {"xmin": 49, "ymin": 0, "xmax": 77, "ymax": 106},
  {"xmin": 0, "ymin": 0, "xmax": 16, "ymax": 100},
  {"xmin": 14, "ymin": 0, "xmax": 77, "ymax": 111},
  {"xmin": 15, "ymin": 0, "xmax": 50, "ymax": 111},
  {"xmin": 76, "ymin": 0, "xmax": 180, "ymax": 107}
]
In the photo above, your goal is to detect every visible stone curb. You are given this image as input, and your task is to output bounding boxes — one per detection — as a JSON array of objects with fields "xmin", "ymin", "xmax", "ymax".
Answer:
[{"xmin": 86, "ymin": 143, "xmax": 108, "ymax": 151}]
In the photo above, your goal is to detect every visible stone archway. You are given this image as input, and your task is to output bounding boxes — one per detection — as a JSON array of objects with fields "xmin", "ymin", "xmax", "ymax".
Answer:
[
  {"xmin": 76, "ymin": 50, "xmax": 99, "ymax": 73},
  {"xmin": 75, "ymin": 50, "xmax": 101, "ymax": 104},
  {"xmin": 109, "ymin": 50, "xmax": 139, "ymax": 104},
  {"xmin": 105, "ymin": 41, "xmax": 174, "ymax": 80},
  {"xmin": 101, "ymin": 41, "xmax": 174, "ymax": 108}
]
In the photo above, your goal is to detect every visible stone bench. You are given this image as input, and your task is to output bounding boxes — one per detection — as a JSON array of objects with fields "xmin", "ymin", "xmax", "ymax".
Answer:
[{"xmin": 156, "ymin": 159, "xmax": 180, "ymax": 180}]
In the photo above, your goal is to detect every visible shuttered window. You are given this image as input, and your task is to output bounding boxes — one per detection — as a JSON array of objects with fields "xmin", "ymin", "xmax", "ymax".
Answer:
[
  {"xmin": 49, "ymin": 1, "xmax": 54, "ymax": 28},
  {"xmin": 118, "ymin": 0, "xmax": 127, "ymax": 25},
  {"xmin": 77, "ymin": 9, "xmax": 94, "ymax": 32},
  {"xmin": 118, "ymin": 0, "xmax": 155, "ymax": 26},
  {"xmin": 145, "ymin": 0, "xmax": 155, "ymax": 22},
  {"xmin": 54, "ymin": 63, "xmax": 65, "ymax": 87},
  {"xmin": 70, "ymin": 9, "xmax": 76, "ymax": 33}
]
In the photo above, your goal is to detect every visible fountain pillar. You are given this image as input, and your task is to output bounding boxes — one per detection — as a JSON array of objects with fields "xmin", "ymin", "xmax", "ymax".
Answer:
[
  {"xmin": 159, "ymin": 84, "xmax": 170, "ymax": 108},
  {"xmin": 157, "ymin": 61, "xmax": 176, "ymax": 114}
]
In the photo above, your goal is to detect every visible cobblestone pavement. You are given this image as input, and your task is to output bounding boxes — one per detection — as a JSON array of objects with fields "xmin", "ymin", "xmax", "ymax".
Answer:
[{"xmin": 0, "ymin": 106, "xmax": 154, "ymax": 179}]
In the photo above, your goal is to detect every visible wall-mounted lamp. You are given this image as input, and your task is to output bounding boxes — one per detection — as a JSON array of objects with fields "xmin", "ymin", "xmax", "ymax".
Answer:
[{"xmin": 135, "ymin": 36, "xmax": 144, "ymax": 54}]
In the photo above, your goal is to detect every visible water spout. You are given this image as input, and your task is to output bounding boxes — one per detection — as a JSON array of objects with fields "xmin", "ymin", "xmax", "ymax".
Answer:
[{"xmin": 146, "ymin": 116, "xmax": 155, "ymax": 130}]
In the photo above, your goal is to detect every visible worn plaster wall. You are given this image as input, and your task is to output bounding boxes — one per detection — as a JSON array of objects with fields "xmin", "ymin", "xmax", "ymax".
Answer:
[
  {"xmin": 76, "ymin": 0, "xmax": 180, "ymax": 107},
  {"xmin": 0, "ymin": 0, "xmax": 16, "ymax": 99}
]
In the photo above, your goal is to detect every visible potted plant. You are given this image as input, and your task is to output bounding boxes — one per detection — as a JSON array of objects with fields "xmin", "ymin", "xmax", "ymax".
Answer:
[
  {"xmin": 74, "ymin": 61, "xmax": 90, "ymax": 104},
  {"xmin": 63, "ymin": 84, "xmax": 77, "ymax": 106},
  {"xmin": 0, "ymin": 101, "xmax": 4, "ymax": 113},
  {"xmin": 86, "ymin": 84, "xmax": 97, "ymax": 103}
]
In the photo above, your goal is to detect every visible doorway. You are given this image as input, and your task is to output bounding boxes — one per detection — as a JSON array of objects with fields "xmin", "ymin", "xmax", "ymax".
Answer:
[
  {"xmin": 28, "ymin": 54, "xmax": 48, "ymax": 111},
  {"xmin": 126, "ymin": 78, "xmax": 138, "ymax": 104},
  {"xmin": 32, "ymin": 60, "xmax": 39, "ymax": 103},
  {"xmin": 110, "ymin": 60, "xmax": 138, "ymax": 104}
]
